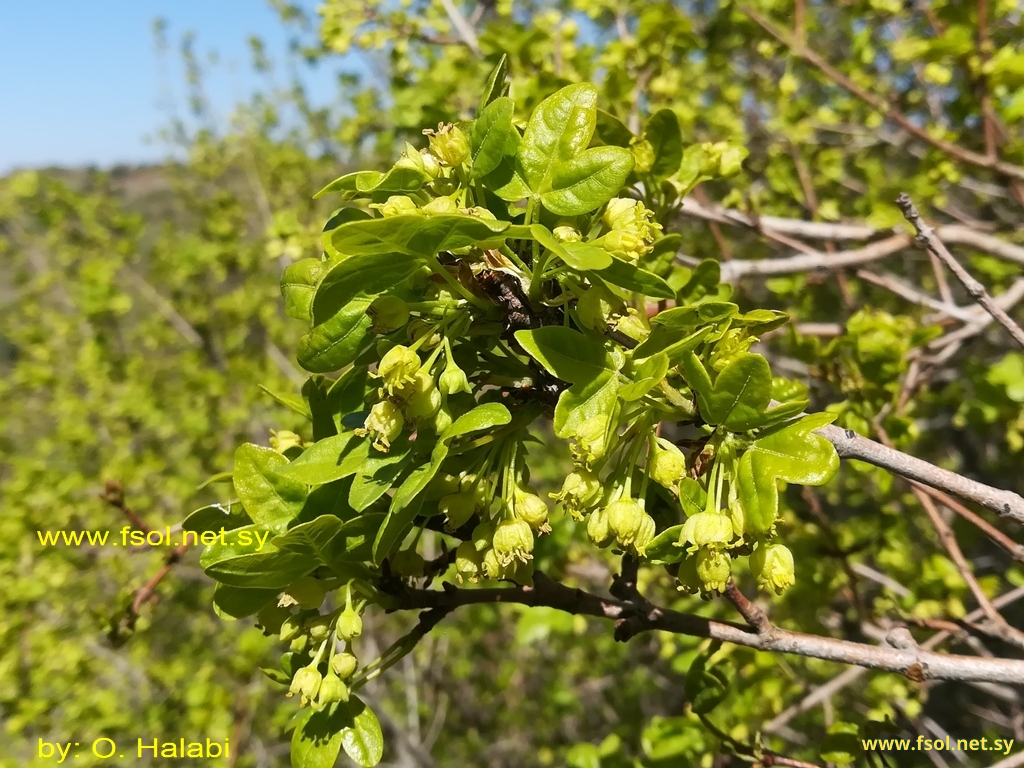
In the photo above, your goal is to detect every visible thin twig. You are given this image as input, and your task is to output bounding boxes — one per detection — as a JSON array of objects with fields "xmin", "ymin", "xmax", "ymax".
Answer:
[
  {"xmin": 897, "ymin": 194, "xmax": 1024, "ymax": 349},
  {"xmin": 438, "ymin": 0, "xmax": 481, "ymax": 56}
]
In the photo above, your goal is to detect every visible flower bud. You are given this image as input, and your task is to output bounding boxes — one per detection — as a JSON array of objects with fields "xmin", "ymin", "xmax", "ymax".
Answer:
[
  {"xmin": 406, "ymin": 319, "xmax": 442, "ymax": 349},
  {"xmin": 279, "ymin": 614, "xmax": 303, "ymax": 643},
  {"xmin": 597, "ymin": 229, "xmax": 647, "ymax": 264},
  {"xmin": 370, "ymin": 195, "xmax": 419, "ymax": 218},
  {"xmin": 430, "ymin": 404, "xmax": 453, "ymax": 434},
  {"xmin": 471, "ymin": 520, "xmax": 494, "ymax": 551},
  {"xmin": 424, "ymin": 123, "xmax": 470, "ymax": 166},
  {"xmin": 750, "ymin": 543, "xmax": 795, "ymax": 595},
  {"xmin": 587, "ymin": 507, "xmax": 615, "ymax": 548},
  {"xmin": 676, "ymin": 555, "xmax": 702, "ymax": 594},
  {"xmin": 290, "ymin": 634, "xmax": 309, "ymax": 653},
  {"xmin": 390, "ymin": 548, "xmax": 425, "ymax": 578},
  {"xmin": 358, "ymin": 400, "xmax": 404, "ymax": 452},
  {"xmin": 402, "ymin": 370, "xmax": 441, "ymax": 420},
  {"xmin": 282, "ymin": 576, "xmax": 328, "ymax": 611},
  {"xmin": 337, "ymin": 602, "xmax": 363, "ymax": 642},
  {"xmin": 421, "ymin": 196, "xmax": 459, "ymax": 216},
  {"xmin": 439, "ymin": 361, "xmax": 473, "ymax": 395},
  {"xmin": 553, "ymin": 225, "xmax": 582, "ymax": 243},
  {"xmin": 367, "ymin": 295, "xmax": 410, "ymax": 334},
  {"xmin": 289, "ymin": 665, "xmax": 322, "ymax": 707},
  {"xmin": 695, "ymin": 547, "xmax": 732, "ymax": 593},
  {"xmin": 269, "ymin": 429, "xmax": 303, "ymax": 455},
  {"xmin": 331, "ymin": 652, "xmax": 358, "ymax": 680},
  {"xmin": 316, "ymin": 673, "xmax": 350, "ymax": 706},
  {"xmin": 306, "ymin": 615, "xmax": 332, "ymax": 644},
  {"xmin": 577, "ymin": 285, "xmax": 623, "ymax": 332},
  {"xmin": 679, "ymin": 511, "xmax": 734, "ymax": 553},
  {"xmin": 455, "ymin": 541, "xmax": 484, "ymax": 583},
  {"xmin": 440, "ymin": 491, "xmax": 477, "ymax": 530},
  {"xmin": 602, "ymin": 198, "xmax": 637, "ymax": 230},
  {"xmin": 419, "ymin": 151, "xmax": 441, "ymax": 179},
  {"xmin": 649, "ymin": 437, "xmax": 685, "ymax": 492},
  {"xmin": 493, "ymin": 517, "xmax": 535, "ymax": 566},
  {"xmin": 377, "ymin": 345, "xmax": 420, "ymax": 395},
  {"xmin": 514, "ymin": 488, "xmax": 550, "ymax": 533},
  {"xmin": 394, "ymin": 145, "xmax": 426, "ymax": 173}
]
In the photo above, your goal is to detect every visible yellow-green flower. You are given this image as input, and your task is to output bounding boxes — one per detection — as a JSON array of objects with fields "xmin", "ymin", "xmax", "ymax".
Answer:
[
  {"xmin": 493, "ymin": 517, "xmax": 535, "ymax": 566},
  {"xmin": 377, "ymin": 344, "xmax": 420, "ymax": 394},
  {"xmin": 424, "ymin": 123, "xmax": 470, "ymax": 166},
  {"xmin": 358, "ymin": 401, "xmax": 404, "ymax": 451},
  {"xmin": 750, "ymin": 543, "xmax": 795, "ymax": 594}
]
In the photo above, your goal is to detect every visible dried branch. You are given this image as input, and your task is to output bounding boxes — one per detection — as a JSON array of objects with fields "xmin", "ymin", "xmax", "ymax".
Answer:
[
  {"xmin": 897, "ymin": 193, "xmax": 1024, "ymax": 350},
  {"xmin": 718, "ymin": 235, "xmax": 912, "ymax": 280},
  {"xmin": 856, "ymin": 269, "xmax": 977, "ymax": 321},
  {"xmin": 390, "ymin": 573, "xmax": 1024, "ymax": 684}
]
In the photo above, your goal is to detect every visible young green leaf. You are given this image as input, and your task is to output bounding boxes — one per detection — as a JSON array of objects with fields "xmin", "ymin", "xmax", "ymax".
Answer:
[
  {"xmin": 212, "ymin": 584, "xmax": 276, "ymax": 620},
  {"xmin": 735, "ymin": 413, "xmax": 840, "ymax": 534},
  {"xmin": 518, "ymin": 83, "xmax": 598, "ymax": 195},
  {"xmin": 233, "ymin": 444, "xmax": 308, "ymax": 530},
  {"xmin": 590, "ymin": 257, "xmax": 675, "ymax": 299},
  {"xmin": 680, "ymin": 352, "xmax": 772, "ymax": 431},
  {"xmin": 645, "ymin": 109, "xmax": 683, "ymax": 179},
  {"xmin": 297, "ymin": 299, "xmax": 374, "ymax": 373},
  {"xmin": 471, "ymin": 97, "xmax": 519, "ymax": 179},
  {"xmin": 478, "ymin": 53, "xmax": 510, "ymax": 111},
  {"xmin": 281, "ymin": 258, "xmax": 329, "ymax": 322},
  {"xmin": 326, "ymin": 214, "xmax": 509, "ymax": 258},
  {"xmin": 541, "ymin": 146, "xmax": 635, "ymax": 216},
  {"xmin": 515, "ymin": 327, "xmax": 617, "ymax": 384},
  {"xmin": 341, "ymin": 697, "xmax": 384, "ymax": 767},
  {"xmin": 275, "ymin": 434, "xmax": 357, "ymax": 486},
  {"xmin": 311, "ymin": 253, "xmax": 423, "ymax": 325},
  {"xmin": 553, "ymin": 369, "xmax": 619, "ymax": 438}
]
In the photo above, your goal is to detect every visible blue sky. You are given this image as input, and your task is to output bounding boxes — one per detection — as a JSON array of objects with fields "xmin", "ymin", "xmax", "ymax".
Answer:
[{"xmin": 0, "ymin": 1, "xmax": 343, "ymax": 174}]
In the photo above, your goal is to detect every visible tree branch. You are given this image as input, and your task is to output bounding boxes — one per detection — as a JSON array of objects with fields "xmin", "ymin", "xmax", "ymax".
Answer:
[
  {"xmin": 390, "ymin": 573, "xmax": 1024, "ymax": 684},
  {"xmin": 897, "ymin": 193, "xmax": 1024, "ymax": 350},
  {"xmin": 816, "ymin": 423, "xmax": 1024, "ymax": 526}
]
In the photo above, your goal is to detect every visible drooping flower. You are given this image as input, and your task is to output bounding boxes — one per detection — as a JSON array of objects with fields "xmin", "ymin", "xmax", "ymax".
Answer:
[
  {"xmin": 750, "ymin": 543, "xmax": 796, "ymax": 595},
  {"xmin": 358, "ymin": 401, "xmax": 404, "ymax": 452},
  {"xmin": 492, "ymin": 517, "xmax": 535, "ymax": 566},
  {"xmin": 423, "ymin": 123, "xmax": 470, "ymax": 166},
  {"xmin": 377, "ymin": 345, "xmax": 421, "ymax": 395}
]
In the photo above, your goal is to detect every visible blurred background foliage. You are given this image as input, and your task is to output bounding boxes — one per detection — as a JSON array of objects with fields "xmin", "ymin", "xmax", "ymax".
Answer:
[{"xmin": 2, "ymin": 1, "xmax": 1023, "ymax": 766}]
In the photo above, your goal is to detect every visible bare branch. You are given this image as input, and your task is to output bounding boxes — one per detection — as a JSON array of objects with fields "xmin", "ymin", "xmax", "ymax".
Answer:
[
  {"xmin": 856, "ymin": 269, "xmax": 977, "ymax": 321},
  {"xmin": 897, "ymin": 193, "xmax": 1024, "ymax": 350},
  {"xmin": 438, "ymin": 0, "xmax": 481, "ymax": 56},
  {"xmin": 718, "ymin": 235, "xmax": 912, "ymax": 280},
  {"xmin": 678, "ymin": 198, "xmax": 880, "ymax": 240},
  {"xmin": 816, "ymin": 423, "xmax": 1024, "ymax": 526}
]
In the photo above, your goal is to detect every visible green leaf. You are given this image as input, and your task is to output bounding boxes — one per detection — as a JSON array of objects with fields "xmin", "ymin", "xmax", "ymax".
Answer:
[
  {"xmin": 199, "ymin": 524, "xmax": 277, "ymax": 568},
  {"xmin": 260, "ymin": 384, "xmax": 312, "ymax": 419},
  {"xmin": 526, "ymin": 224, "xmax": 605, "ymax": 270},
  {"xmin": 736, "ymin": 413, "xmax": 840, "ymax": 534},
  {"xmin": 734, "ymin": 308, "xmax": 789, "ymax": 335},
  {"xmin": 323, "ymin": 207, "xmax": 373, "ymax": 233},
  {"xmin": 518, "ymin": 83, "xmax": 598, "ymax": 194},
  {"xmin": 182, "ymin": 502, "xmax": 252, "ymax": 535},
  {"xmin": 205, "ymin": 549, "xmax": 316, "ymax": 589},
  {"xmin": 650, "ymin": 302, "xmax": 738, "ymax": 329},
  {"xmin": 212, "ymin": 584, "xmax": 276, "ymax": 620},
  {"xmin": 291, "ymin": 703, "xmax": 344, "ymax": 768},
  {"xmin": 302, "ymin": 375, "xmax": 338, "ymax": 441},
  {"xmin": 594, "ymin": 108, "xmax": 634, "ymax": 147},
  {"xmin": 313, "ymin": 172, "xmax": 362, "ymax": 199},
  {"xmin": 349, "ymin": 441, "xmax": 413, "ymax": 511},
  {"xmin": 273, "ymin": 514, "xmax": 382, "ymax": 572},
  {"xmin": 298, "ymin": 298, "xmax": 374, "ymax": 373},
  {"xmin": 591, "ymin": 257, "xmax": 675, "ymax": 299},
  {"xmin": 553, "ymin": 370, "xmax": 619, "ymax": 438},
  {"xmin": 645, "ymin": 109, "xmax": 683, "ymax": 179},
  {"xmin": 642, "ymin": 525, "xmax": 687, "ymax": 565},
  {"xmin": 372, "ymin": 492, "xmax": 424, "ymax": 564},
  {"xmin": 471, "ymin": 97, "xmax": 518, "ymax": 179},
  {"xmin": 684, "ymin": 647, "xmax": 731, "ymax": 715},
  {"xmin": 233, "ymin": 444, "xmax": 308, "ymax": 530},
  {"xmin": 326, "ymin": 214, "xmax": 509, "ymax": 258},
  {"xmin": 680, "ymin": 352, "xmax": 772, "ymax": 431},
  {"xmin": 444, "ymin": 402, "xmax": 512, "ymax": 439},
  {"xmin": 276, "ymin": 434, "xmax": 358, "ymax": 486},
  {"xmin": 515, "ymin": 327, "xmax": 617, "ymax": 384},
  {"xmin": 478, "ymin": 53, "xmax": 510, "ymax": 111},
  {"xmin": 281, "ymin": 258, "xmax": 329, "ymax": 322},
  {"xmin": 619, "ymin": 353, "xmax": 669, "ymax": 401},
  {"xmin": 353, "ymin": 166, "xmax": 430, "ymax": 194},
  {"xmin": 541, "ymin": 146, "xmax": 635, "ymax": 216},
  {"xmin": 311, "ymin": 253, "xmax": 423, "ymax": 325},
  {"xmin": 632, "ymin": 326, "xmax": 712, "ymax": 363},
  {"xmin": 341, "ymin": 697, "xmax": 384, "ymax": 767}
]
